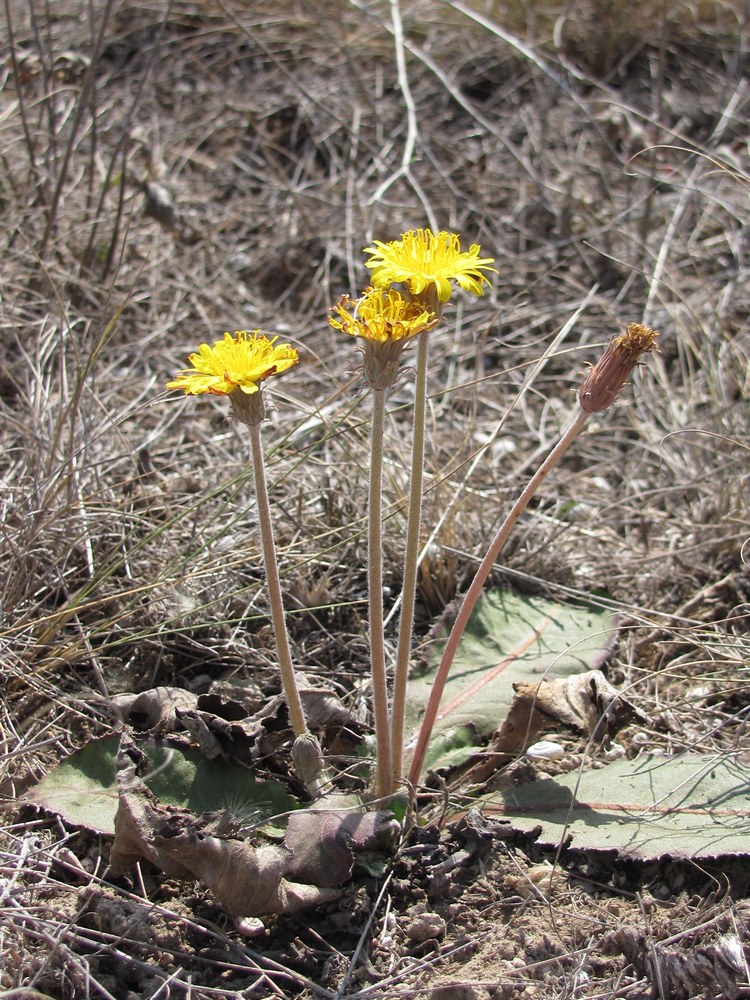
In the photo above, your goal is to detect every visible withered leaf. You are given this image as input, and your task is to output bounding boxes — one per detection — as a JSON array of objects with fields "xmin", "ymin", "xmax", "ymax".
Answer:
[
  {"xmin": 284, "ymin": 805, "xmax": 399, "ymax": 886},
  {"xmin": 176, "ymin": 708, "xmax": 263, "ymax": 765},
  {"xmin": 109, "ymin": 734, "xmax": 200, "ymax": 879},
  {"xmin": 111, "ymin": 687, "xmax": 198, "ymax": 732},
  {"xmin": 298, "ymin": 680, "xmax": 363, "ymax": 729},
  {"xmin": 464, "ymin": 670, "xmax": 645, "ymax": 784},
  {"xmin": 109, "ymin": 731, "xmax": 397, "ymax": 932}
]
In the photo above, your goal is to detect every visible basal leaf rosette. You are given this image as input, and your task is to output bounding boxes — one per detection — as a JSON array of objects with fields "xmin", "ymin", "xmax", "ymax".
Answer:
[
  {"xmin": 363, "ymin": 228, "xmax": 496, "ymax": 308},
  {"xmin": 329, "ymin": 286, "xmax": 439, "ymax": 390},
  {"xmin": 167, "ymin": 330, "xmax": 299, "ymax": 425}
]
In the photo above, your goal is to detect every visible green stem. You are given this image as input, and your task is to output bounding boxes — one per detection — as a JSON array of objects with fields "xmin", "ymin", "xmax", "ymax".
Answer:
[
  {"xmin": 406, "ymin": 405, "xmax": 590, "ymax": 791},
  {"xmin": 249, "ymin": 421, "xmax": 308, "ymax": 739},
  {"xmin": 391, "ymin": 332, "xmax": 429, "ymax": 789},
  {"xmin": 368, "ymin": 388, "xmax": 393, "ymax": 799}
]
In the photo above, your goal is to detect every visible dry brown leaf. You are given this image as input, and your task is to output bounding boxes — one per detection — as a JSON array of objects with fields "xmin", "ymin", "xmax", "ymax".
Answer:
[
  {"xmin": 109, "ymin": 732, "xmax": 397, "ymax": 934},
  {"xmin": 298, "ymin": 680, "xmax": 363, "ymax": 729},
  {"xmin": 284, "ymin": 806, "xmax": 399, "ymax": 886},
  {"xmin": 109, "ymin": 683, "xmax": 365, "ymax": 781},
  {"xmin": 605, "ymin": 926, "xmax": 748, "ymax": 1000},
  {"xmin": 464, "ymin": 670, "xmax": 645, "ymax": 784},
  {"xmin": 111, "ymin": 687, "xmax": 198, "ymax": 732}
]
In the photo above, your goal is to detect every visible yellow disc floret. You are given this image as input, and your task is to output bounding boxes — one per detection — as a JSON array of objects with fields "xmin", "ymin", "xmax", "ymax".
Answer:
[
  {"xmin": 329, "ymin": 287, "xmax": 439, "ymax": 344},
  {"xmin": 329, "ymin": 287, "xmax": 439, "ymax": 390}
]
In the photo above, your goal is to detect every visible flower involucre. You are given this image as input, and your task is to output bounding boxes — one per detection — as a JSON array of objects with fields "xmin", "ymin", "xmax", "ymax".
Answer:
[
  {"xmin": 579, "ymin": 323, "xmax": 659, "ymax": 413},
  {"xmin": 363, "ymin": 229, "xmax": 496, "ymax": 304},
  {"xmin": 330, "ymin": 287, "xmax": 439, "ymax": 390},
  {"xmin": 167, "ymin": 331, "xmax": 298, "ymax": 397}
]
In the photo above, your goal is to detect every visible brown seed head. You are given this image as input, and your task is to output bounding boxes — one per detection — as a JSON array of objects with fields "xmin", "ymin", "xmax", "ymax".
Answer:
[{"xmin": 579, "ymin": 323, "xmax": 659, "ymax": 413}]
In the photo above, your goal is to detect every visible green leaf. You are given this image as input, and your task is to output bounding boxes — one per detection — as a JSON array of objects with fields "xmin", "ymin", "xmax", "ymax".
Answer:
[
  {"xmin": 480, "ymin": 753, "xmax": 750, "ymax": 859},
  {"xmin": 25, "ymin": 736, "xmax": 121, "ymax": 835},
  {"xmin": 24, "ymin": 734, "xmax": 298, "ymax": 835},
  {"xmin": 406, "ymin": 589, "xmax": 615, "ymax": 772}
]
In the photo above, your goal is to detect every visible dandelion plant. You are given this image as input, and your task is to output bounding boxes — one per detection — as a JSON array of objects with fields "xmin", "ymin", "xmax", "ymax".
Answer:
[
  {"xmin": 167, "ymin": 330, "xmax": 309, "ymax": 740},
  {"xmin": 362, "ymin": 229, "xmax": 496, "ymax": 792},
  {"xmin": 332, "ymin": 230, "xmax": 495, "ymax": 798},
  {"xmin": 330, "ymin": 287, "xmax": 439, "ymax": 798}
]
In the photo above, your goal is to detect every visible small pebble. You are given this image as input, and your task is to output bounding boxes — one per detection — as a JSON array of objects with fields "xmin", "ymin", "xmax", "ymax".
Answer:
[{"xmin": 405, "ymin": 911, "xmax": 446, "ymax": 943}]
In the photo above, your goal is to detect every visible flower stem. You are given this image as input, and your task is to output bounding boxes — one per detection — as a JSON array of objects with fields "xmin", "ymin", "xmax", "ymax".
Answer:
[
  {"xmin": 368, "ymin": 388, "xmax": 393, "ymax": 799},
  {"xmin": 248, "ymin": 421, "xmax": 307, "ymax": 739},
  {"xmin": 391, "ymin": 331, "xmax": 429, "ymax": 789},
  {"xmin": 406, "ymin": 405, "xmax": 590, "ymax": 790}
]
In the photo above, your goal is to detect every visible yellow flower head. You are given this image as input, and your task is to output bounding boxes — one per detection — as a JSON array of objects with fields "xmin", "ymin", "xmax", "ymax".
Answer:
[
  {"xmin": 329, "ymin": 287, "xmax": 439, "ymax": 390},
  {"xmin": 329, "ymin": 286, "xmax": 439, "ymax": 344},
  {"xmin": 167, "ymin": 330, "xmax": 298, "ymax": 397},
  {"xmin": 363, "ymin": 229, "xmax": 496, "ymax": 304}
]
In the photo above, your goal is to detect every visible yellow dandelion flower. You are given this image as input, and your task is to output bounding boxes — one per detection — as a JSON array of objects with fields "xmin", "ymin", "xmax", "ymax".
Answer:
[
  {"xmin": 329, "ymin": 287, "xmax": 439, "ymax": 344},
  {"xmin": 330, "ymin": 287, "xmax": 439, "ymax": 390},
  {"xmin": 363, "ymin": 229, "xmax": 496, "ymax": 304},
  {"xmin": 167, "ymin": 330, "xmax": 298, "ymax": 397}
]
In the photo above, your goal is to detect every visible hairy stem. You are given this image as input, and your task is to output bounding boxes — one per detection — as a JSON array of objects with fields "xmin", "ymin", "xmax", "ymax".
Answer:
[
  {"xmin": 406, "ymin": 405, "xmax": 590, "ymax": 790},
  {"xmin": 391, "ymin": 332, "xmax": 429, "ymax": 789},
  {"xmin": 368, "ymin": 388, "xmax": 393, "ymax": 799},
  {"xmin": 249, "ymin": 421, "xmax": 307, "ymax": 738}
]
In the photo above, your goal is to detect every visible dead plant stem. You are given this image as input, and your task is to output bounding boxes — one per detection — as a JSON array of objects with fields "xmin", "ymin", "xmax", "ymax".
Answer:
[{"xmin": 38, "ymin": 0, "xmax": 116, "ymax": 256}]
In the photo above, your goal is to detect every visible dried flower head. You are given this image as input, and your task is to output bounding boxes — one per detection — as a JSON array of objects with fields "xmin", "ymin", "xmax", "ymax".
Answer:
[
  {"xmin": 579, "ymin": 323, "xmax": 659, "ymax": 413},
  {"xmin": 329, "ymin": 287, "xmax": 439, "ymax": 389},
  {"xmin": 363, "ymin": 229, "xmax": 496, "ymax": 305}
]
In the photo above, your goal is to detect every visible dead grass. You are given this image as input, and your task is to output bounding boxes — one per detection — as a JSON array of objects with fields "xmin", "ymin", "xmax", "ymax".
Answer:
[{"xmin": 1, "ymin": 0, "xmax": 749, "ymax": 996}]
